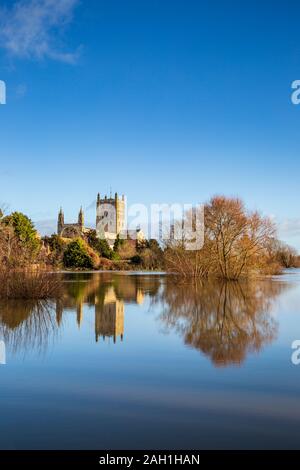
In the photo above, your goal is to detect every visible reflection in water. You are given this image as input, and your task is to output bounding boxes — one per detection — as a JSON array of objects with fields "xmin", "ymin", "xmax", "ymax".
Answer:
[
  {"xmin": 0, "ymin": 300, "xmax": 58, "ymax": 356},
  {"xmin": 95, "ymin": 287, "xmax": 125, "ymax": 343},
  {"xmin": 55, "ymin": 273, "xmax": 160, "ymax": 343},
  {"xmin": 157, "ymin": 279, "xmax": 288, "ymax": 366},
  {"xmin": 0, "ymin": 273, "xmax": 290, "ymax": 366}
]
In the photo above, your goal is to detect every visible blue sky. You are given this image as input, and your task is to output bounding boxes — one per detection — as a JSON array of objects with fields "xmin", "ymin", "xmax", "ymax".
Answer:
[{"xmin": 0, "ymin": 0, "xmax": 300, "ymax": 247}]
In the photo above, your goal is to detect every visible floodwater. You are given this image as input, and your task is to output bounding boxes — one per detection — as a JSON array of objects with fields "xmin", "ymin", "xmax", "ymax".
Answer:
[{"xmin": 1, "ymin": 271, "xmax": 300, "ymax": 449}]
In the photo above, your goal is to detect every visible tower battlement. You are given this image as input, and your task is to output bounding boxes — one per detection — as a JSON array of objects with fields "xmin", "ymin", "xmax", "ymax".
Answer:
[
  {"xmin": 96, "ymin": 192, "xmax": 126, "ymax": 245},
  {"xmin": 56, "ymin": 191, "xmax": 144, "ymax": 248}
]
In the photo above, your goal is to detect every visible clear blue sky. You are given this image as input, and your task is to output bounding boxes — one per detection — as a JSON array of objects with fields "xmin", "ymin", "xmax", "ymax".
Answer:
[{"xmin": 0, "ymin": 0, "xmax": 300, "ymax": 246}]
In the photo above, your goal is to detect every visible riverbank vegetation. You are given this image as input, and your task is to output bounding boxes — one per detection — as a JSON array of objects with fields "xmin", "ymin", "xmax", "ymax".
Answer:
[
  {"xmin": 42, "ymin": 231, "xmax": 164, "ymax": 271},
  {"xmin": 0, "ymin": 196, "xmax": 299, "ymax": 298},
  {"xmin": 165, "ymin": 196, "xmax": 300, "ymax": 279},
  {"xmin": 0, "ymin": 269, "xmax": 62, "ymax": 299},
  {"xmin": 0, "ymin": 209, "xmax": 61, "ymax": 299}
]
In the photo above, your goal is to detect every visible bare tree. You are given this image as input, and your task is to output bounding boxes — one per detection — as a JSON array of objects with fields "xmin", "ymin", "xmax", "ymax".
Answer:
[
  {"xmin": 268, "ymin": 240, "xmax": 299, "ymax": 268},
  {"xmin": 165, "ymin": 196, "xmax": 278, "ymax": 280}
]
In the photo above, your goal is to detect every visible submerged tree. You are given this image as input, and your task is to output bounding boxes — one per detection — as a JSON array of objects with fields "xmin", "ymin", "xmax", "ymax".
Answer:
[{"xmin": 165, "ymin": 196, "xmax": 279, "ymax": 280}]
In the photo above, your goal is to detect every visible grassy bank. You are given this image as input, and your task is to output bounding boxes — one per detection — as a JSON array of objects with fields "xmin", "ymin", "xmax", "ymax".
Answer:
[{"xmin": 0, "ymin": 270, "xmax": 62, "ymax": 299}]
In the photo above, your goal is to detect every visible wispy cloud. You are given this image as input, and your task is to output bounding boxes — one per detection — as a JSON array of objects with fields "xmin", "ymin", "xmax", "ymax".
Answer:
[{"xmin": 0, "ymin": 0, "xmax": 80, "ymax": 64}]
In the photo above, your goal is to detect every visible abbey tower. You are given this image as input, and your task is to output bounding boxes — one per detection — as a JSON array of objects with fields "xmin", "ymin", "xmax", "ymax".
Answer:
[
  {"xmin": 96, "ymin": 192, "xmax": 126, "ymax": 246},
  {"xmin": 57, "ymin": 192, "xmax": 143, "ymax": 247}
]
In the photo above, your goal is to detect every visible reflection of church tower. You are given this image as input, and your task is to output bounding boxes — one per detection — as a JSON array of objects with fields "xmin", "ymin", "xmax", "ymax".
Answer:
[
  {"xmin": 136, "ymin": 289, "xmax": 145, "ymax": 305},
  {"xmin": 95, "ymin": 287, "xmax": 124, "ymax": 343},
  {"xmin": 77, "ymin": 302, "xmax": 83, "ymax": 328}
]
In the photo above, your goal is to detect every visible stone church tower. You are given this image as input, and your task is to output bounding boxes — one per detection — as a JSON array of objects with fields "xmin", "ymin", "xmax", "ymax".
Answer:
[
  {"xmin": 57, "ymin": 207, "xmax": 85, "ymax": 238},
  {"xmin": 78, "ymin": 206, "xmax": 84, "ymax": 230},
  {"xmin": 96, "ymin": 192, "xmax": 126, "ymax": 246},
  {"xmin": 57, "ymin": 192, "xmax": 144, "ymax": 245},
  {"xmin": 57, "ymin": 207, "xmax": 64, "ymax": 235}
]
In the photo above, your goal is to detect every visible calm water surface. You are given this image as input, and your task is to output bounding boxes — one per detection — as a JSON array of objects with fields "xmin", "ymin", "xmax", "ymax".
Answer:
[{"xmin": 1, "ymin": 271, "xmax": 300, "ymax": 449}]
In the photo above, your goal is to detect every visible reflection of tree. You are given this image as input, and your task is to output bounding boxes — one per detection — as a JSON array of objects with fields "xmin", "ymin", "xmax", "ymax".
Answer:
[
  {"xmin": 0, "ymin": 274, "xmax": 289, "ymax": 363},
  {"xmin": 157, "ymin": 279, "xmax": 288, "ymax": 367},
  {"xmin": 0, "ymin": 300, "xmax": 58, "ymax": 356}
]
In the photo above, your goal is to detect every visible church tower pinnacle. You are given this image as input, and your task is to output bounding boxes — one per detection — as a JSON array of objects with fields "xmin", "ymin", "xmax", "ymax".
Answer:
[
  {"xmin": 58, "ymin": 208, "xmax": 64, "ymax": 235},
  {"xmin": 78, "ymin": 206, "xmax": 84, "ymax": 228}
]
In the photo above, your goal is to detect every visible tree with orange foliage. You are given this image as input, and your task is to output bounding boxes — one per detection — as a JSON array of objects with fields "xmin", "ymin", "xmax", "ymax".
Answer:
[{"xmin": 165, "ymin": 196, "xmax": 279, "ymax": 280}]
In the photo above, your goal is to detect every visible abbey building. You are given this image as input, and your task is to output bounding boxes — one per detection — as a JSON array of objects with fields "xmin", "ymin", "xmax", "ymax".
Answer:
[
  {"xmin": 57, "ymin": 206, "xmax": 87, "ymax": 238},
  {"xmin": 57, "ymin": 192, "xmax": 145, "ymax": 247}
]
